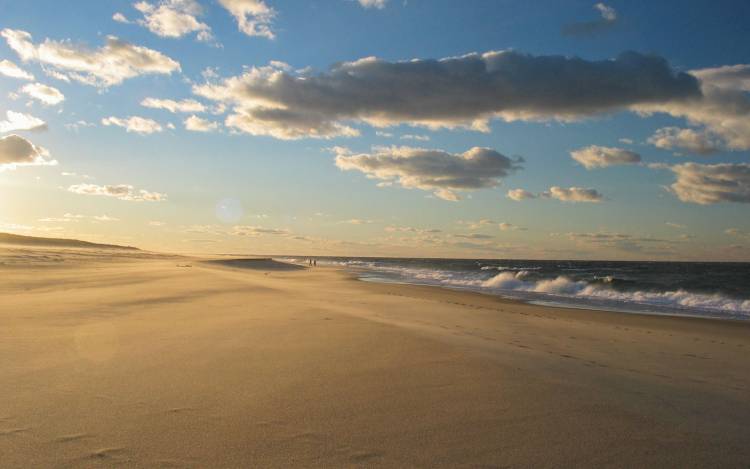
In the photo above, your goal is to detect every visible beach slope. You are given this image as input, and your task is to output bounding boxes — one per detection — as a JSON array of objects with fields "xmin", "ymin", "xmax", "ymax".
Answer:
[{"xmin": 1, "ymin": 247, "xmax": 749, "ymax": 467}]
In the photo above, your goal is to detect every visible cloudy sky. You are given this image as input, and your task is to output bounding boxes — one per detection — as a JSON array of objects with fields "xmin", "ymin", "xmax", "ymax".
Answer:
[{"xmin": 1, "ymin": 0, "xmax": 749, "ymax": 260}]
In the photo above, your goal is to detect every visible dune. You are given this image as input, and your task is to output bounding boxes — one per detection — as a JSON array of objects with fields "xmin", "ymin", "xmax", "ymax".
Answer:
[
  {"xmin": 1, "ymin": 248, "xmax": 749, "ymax": 467},
  {"xmin": 0, "ymin": 232, "xmax": 138, "ymax": 250}
]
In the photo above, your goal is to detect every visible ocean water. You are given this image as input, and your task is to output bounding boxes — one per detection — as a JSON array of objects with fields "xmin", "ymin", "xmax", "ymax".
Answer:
[{"xmin": 276, "ymin": 257, "xmax": 750, "ymax": 321}]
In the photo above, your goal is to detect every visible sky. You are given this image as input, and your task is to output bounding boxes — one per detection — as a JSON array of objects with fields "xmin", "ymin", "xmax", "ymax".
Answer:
[{"xmin": 1, "ymin": 0, "xmax": 749, "ymax": 260}]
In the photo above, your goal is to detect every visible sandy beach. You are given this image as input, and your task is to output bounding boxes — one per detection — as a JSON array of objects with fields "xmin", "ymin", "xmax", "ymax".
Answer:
[{"xmin": 1, "ymin": 246, "xmax": 749, "ymax": 468}]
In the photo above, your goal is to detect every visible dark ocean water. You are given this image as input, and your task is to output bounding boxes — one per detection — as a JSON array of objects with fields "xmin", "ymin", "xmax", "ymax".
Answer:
[{"xmin": 276, "ymin": 257, "xmax": 750, "ymax": 320}]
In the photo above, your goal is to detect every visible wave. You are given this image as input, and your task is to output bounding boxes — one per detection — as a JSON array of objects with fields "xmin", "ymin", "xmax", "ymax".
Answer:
[
  {"xmin": 480, "ymin": 271, "xmax": 750, "ymax": 316},
  {"xmin": 274, "ymin": 257, "xmax": 750, "ymax": 318}
]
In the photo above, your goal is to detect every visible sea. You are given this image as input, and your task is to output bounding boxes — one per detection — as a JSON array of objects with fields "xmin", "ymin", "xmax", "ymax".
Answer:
[{"xmin": 276, "ymin": 257, "xmax": 750, "ymax": 321}]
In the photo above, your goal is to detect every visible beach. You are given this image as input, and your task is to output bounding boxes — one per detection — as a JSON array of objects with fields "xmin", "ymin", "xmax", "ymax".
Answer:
[{"xmin": 1, "ymin": 246, "xmax": 749, "ymax": 468}]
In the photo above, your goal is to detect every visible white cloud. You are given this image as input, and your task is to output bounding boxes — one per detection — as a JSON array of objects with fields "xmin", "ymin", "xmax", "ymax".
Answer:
[
  {"xmin": 506, "ymin": 188, "xmax": 536, "ymax": 201},
  {"xmin": 544, "ymin": 186, "xmax": 603, "ymax": 202},
  {"xmin": 68, "ymin": 183, "xmax": 167, "ymax": 201},
  {"xmin": 648, "ymin": 127, "xmax": 721, "ymax": 155},
  {"xmin": 141, "ymin": 97, "xmax": 206, "ymax": 113},
  {"xmin": 334, "ymin": 145, "xmax": 523, "ymax": 201},
  {"xmin": 20, "ymin": 82, "xmax": 64, "ymax": 105},
  {"xmin": 563, "ymin": 2, "xmax": 618, "ymax": 36},
  {"xmin": 102, "ymin": 116, "xmax": 163, "ymax": 134},
  {"xmin": 507, "ymin": 186, "xmax": 603, "ymax": 202},
  {"xmin": 184, "ymin": 115, "xmax": 219, "ymax": 132},
  {"xmin": 666, "ymin": 222, "xmax": 686, "ymax": 229},
  {"xmin": 194, "ymin": 51, "xmax": 699, "ymax": 139},
  {"xmin": 656, "ymin": 162, "xmax": 750, "ymax": 205},
  {"xmin": 618, "ymin": 137, "xmax": 634, "ymax": 145},
  {"xmin": 570, "ymin": 145, "xmax": 641, "ymax": 169},
  {"xmin": 1, "ymin": 28, "xmax": 180, "ymax": 87},
  {"xmin": 499, "ymin": 222, "xmax": 526, "ymax": 231},
  {"xmin": 0, "ymin": 134, "xmax": 55, "ymax": 171},
  {"xmin": 567, "ymin": 231, "xmax": 679, "ymax": 253},
  {"xmin": 64, "ymin": 120, "xmax": 96, "ymax": 132},
  {"xmin": 358, "ymin": 0, "xmax": 387, "ymax": 9},
  {"xmin": 341, "ymin": 218, "xmax": 375, "ymax": 225},
  {"xmin": 0, "ymin": 59, "xmax": 34, "ymax": 80},
  {"xmin": 39, "ymin": 213, "xmax": 119, "ymax": 223},
  {"xmin": 633, "ymin": 64, "xmax": 750, "ymax": 151},
  {"xmin": 131, "ymin": 0, "xmax": 214, "ymax": 42},
  {"xmin": 113, "ymin": 12, "xmax": 131, "ymax": 23},
  {"xmin": 400, "ymin": 134, "xmax": 430, "ymax": 141},
  {"xmin": 0, "ymin": 111, "xmax": 47, "ymax": 132},
  {"xmin": 217, "ymin": 0, "xmax": 276, "ymax": 39}
]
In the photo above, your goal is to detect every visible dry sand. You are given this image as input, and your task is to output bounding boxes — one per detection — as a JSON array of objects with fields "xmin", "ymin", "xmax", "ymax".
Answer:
[{"xmin": 1, "ymin": 246, "xmax": 749, "ymax": 468}]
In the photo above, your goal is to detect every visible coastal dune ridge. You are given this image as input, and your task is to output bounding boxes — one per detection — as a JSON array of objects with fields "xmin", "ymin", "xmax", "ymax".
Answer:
[{"xmin": 1, "ymin": 243, "xmax": 749, "ymax": 467}]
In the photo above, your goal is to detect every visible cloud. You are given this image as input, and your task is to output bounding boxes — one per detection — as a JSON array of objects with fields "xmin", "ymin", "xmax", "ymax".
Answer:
[
  {"xmin": 566, "ymin": 231, "xmax": 679, "ymax": 253},
  {"xmin": 570, "ymin": 145, "xmax": 641, "ymax": 169},
  {"xmin": 666, "ymin": 222, "xmax": 686, "ymax": 229},
  {"xmin": 656, "ymin": 162, "xmax": 750, "ymax": 205},
  {"xmin": 39, "ymin": 213, "xmax": 119, "ymax": 223},
  {"xmin": 544, "ymin": 186, "xmax": 603, "ymax": 202},
  {"xmin": 20, "ymin": 82, "xmax": 64, "ymax": 105},
  {"xmin": 1, "ymin": 28, "xmax": 180, "ymax": 87},
  {"xmin": 184, "ymin": 115, "xmax": 219, "ymax": 132},
  {"xmin": 68, "ymin": 183, "xmax": 166, "ymax": 201},
  {"xmin": 193, "ymin": 50, "xmax": 699, "ymax": 139},
  {"xmin": 385, "ymin": 225, "xmax": 441, "ymax": 234},
  {"xmin": 218, "ymin": 0, "xmax": 276, "ymax": 39},
  {"xmin": 562, "ymin": 2, "xmax": 618, "ymax": 36},
  {"xmin": 647, "ymin": 127, "xmax": 721, "ymax": 155},
  {"xmin": 633, "ymin": 64, "xmax": 750, "ymax": 151},
  {"xmin": 230, "ymin": 225, "xmax": 290, "ymax": 236},
  {"xmin": 102, "ymin": 116, "xmax": 163, "ymax": 134},
  {"xmin": 0, "ymin": 134, "xmax": 56, "ymax": 171},
  {"xmin": 460, "ymin": 219, "xmax": 496, "ymax": 230},
  {"xmin": 454, "ymin": 233, "xmax": 494, "ymax": 240},
  {"xmin": 341, "ymin": 218, "xmax": 375, "ymax": 225},
  {"xmin": 506, "ymin": 188, "xmax": 536, "ymax": 201},
  {"xmin": 334, "ymin": 145, "xmax": 523, "ymax": 201},
  {"xmin": 499, "ymin": 222, "xmax": 526, "ymax": 231},
  {"xmin": 618, "ymin": 137, "xmax": 634, "ymax": 145},
  {"xmin": 507, "ymin": 186, "xmax": 603, "ymax": 202},
  {"xmin": 130, "ymin": 0, "xmax": 214, "ymax": 42},
  {"xmin": 0, "ymin": 111, "xmax": 47, "ymax": 132},
  {"xmin": 141, "ymin": 97, "xmax": 206, "ymax": 113},
  {"xmin": 400, "ymin": 134, "xmax": 430, "ymax": 141},
  {"xmin": 113, "ymin": 12, "xmax": 131, "ymax": 23},
  {"xmin": 358, "ymin": 0, "xmax": 387, "ymax": 9},
  {"xmin": 64, "ymin": 120, "xmax": 96, "ymax": 132},
  {"xmin": 0, "ymin": 59, "xmax": 34, "ymax": 80}
]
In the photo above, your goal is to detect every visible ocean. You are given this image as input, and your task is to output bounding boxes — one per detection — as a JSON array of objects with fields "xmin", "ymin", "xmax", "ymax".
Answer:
[{"xmin": 276, "ymin": 257, "xmax": 750, "ymax": 321}]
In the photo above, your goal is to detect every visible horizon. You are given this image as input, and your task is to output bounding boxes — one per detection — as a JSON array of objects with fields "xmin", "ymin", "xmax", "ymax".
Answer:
[{"xmin": 2, "ymin": 0, "xmax": 750, "ymax": 261}]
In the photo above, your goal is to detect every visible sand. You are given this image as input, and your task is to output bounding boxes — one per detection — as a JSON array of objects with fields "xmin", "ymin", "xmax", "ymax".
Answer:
[{"xmin": 1, "ymin": 246, "xmax": 749, "ymax": 468}]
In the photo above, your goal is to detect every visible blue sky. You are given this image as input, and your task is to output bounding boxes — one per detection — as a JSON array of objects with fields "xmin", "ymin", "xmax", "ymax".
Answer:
[{"xmin": 1, "ymin": 0, "xmax": 749, "ymax": 259}]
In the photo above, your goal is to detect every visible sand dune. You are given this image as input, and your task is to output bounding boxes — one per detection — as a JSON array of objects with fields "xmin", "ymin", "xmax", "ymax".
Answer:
[
  {"xmin": 0, "ymin": 232, "xmax": 138, "ymax": 250},
  {"xmin": 1, "ymin": 247, "xmax": 749, "ymax": 467}
]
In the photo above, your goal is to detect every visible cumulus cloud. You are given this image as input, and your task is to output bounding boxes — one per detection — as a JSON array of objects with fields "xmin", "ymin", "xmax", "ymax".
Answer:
[
  {"xmin": 218, "ymin": 0, "xmax": 276, "ymax": 39},
  {"xmin": 358, "ymin": 0, "xmax": 387, "ymax": 9},
  {"xmin": 130, "ymin": 0, "xmax": 214, "ymax": 42},
  {"xmin": 68, "ymin": 183, "xmax": 166, "ymax": 201},
  {"xmin": 334, "ymin": 145, "xmax": 522, "ymax": 201},
  {"xmin": 20, "ymin": 82, "xmax": 64, "ymax": 105},
  {"xmin": 0, "ymin": 111, "xmax": 47, "ymax": 132},
  {"xmin": 113, "ymin": 12, "xmax": 131, "ymax": 23},
  {"xmin": 563, "ymin": 2, "xmax": 618, "ymax": 36},
  {"xmin": 1, "ymin": 28, "xmax": 180, "ymax": 87},
  {"xmin": 648, "ymin": 127, "xmax": 721, "ymax": 155},
  {"xmin": 507, "ymin": 186, "xmax": 603, "ymax": 202},
  {"xmin": 633, "ymin": 64, "xmax": 750, "ymax": 151},
  {"xmin": 0, "ymin": 134, "xmax": 55, "ymax": 171},
  {"xmin": 570, "ymin": 145, "xmax": 641, "ymax": 169},
  {"xmin": 0, "ymin": 59, "xmax": 34, "ymax": 80},
  {"xmin": 102, "ymin": 116, "xmax": 163, "ymax": 134},
  {"xmin": 656, "ymin": 162, "xmax": 750, "ymax": 205},
  {"xmin": 544, "ymin": 186, "xmax": 603, "ymax": 202},
  {"xmin": 506, "ymin": 189, "xmax": 537, "ymax": 201},
  {"xmin": 193, "ymin": 50, "xmax": 699, "ymax": 139},
  {"xmin": 184, "ymin": 115, "xmax": 219, "ymax": 132},
  {"xmin": 141, "ymin": 97, "xmax": 206, "ymax": 113}
]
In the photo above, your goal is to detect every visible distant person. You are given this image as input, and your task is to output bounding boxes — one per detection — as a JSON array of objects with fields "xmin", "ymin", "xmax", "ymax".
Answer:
[
  {"xmin": 313, "ymin": 259, "xmax": 317, "ymax": 267},
  {"xmin": 308, "ymin": 259, "xmax": 312, "ymax": 266}
]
